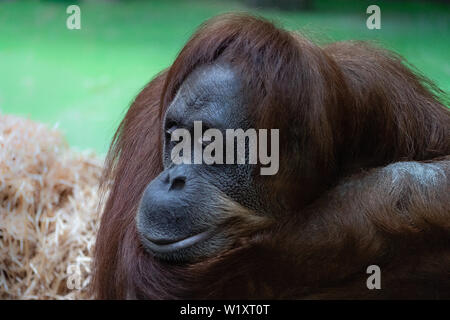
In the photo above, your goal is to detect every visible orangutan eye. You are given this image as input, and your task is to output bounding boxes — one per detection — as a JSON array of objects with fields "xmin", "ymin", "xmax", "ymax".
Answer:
[{"xmin": 165, "ymin": 121, "xmax": 178, "ymax": 137}]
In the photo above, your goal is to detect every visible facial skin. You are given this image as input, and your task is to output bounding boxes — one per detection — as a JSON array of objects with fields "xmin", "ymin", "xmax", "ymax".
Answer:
[{"xmin": 136, "ymin": 63, "xmax": 270, "ymax": 262}]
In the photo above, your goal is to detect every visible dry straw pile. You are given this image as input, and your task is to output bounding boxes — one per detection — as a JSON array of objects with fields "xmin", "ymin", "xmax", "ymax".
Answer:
[{"xmin": 0, "ymin": 114, "xmax": 104, "ymax": 299}]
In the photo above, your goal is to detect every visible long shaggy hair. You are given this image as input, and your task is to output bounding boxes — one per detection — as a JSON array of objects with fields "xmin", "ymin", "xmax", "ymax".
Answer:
[{"xmin": 92, "ymin": 14, "xmax": 450, "ymax": 299}]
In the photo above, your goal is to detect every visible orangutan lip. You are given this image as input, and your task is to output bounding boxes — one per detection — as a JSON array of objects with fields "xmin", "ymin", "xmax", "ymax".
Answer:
[{"xmin": 143, "ymin": 230, "xmax": 214, "ymax": 253}]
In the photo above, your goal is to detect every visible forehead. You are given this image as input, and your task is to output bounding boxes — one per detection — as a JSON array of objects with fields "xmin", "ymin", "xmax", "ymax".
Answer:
[
  {"xmin": 165, "ymin": 63, "xmax": 247, "ymax": 128},
  {"xmin": 181, "ymin": 63, "xmax": 240, "ymax": 94}
]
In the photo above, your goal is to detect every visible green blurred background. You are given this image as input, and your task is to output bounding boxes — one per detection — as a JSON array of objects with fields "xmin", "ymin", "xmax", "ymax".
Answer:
[{"xmin": 0, "ymin": 0, "xmax": 449, "ymax": 155}]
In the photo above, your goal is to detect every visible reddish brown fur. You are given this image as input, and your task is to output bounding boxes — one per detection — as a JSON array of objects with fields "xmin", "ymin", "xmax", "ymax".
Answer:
[{"xmin": 92, "ymin": 14, "xmax": 450, "ymax": 299}]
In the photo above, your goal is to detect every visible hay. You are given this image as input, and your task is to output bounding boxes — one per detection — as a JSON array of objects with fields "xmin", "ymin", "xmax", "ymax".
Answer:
[{"xmin": 0, "ymin": 114, "xmax": 103, "ymax": 299}]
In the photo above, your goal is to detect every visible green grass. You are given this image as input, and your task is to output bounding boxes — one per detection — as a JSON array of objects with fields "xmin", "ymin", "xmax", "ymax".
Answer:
[{"xmin": 1, "ymin": 0, "xmax": 449, "ymax": 155}]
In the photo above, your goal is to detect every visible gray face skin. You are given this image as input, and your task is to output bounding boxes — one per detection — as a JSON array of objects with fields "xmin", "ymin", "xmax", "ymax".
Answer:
[{"xmin": 136, "ymin": 63, "xmax": 269, "ymax": 263}]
